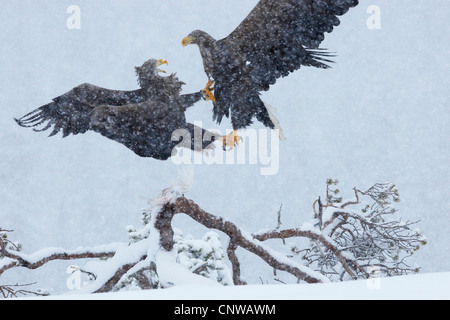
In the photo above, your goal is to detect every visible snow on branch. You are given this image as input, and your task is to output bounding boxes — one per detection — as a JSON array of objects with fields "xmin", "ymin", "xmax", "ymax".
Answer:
[
  {"xmin": 1, "ymin": 227, "xmax": 119, "ymax": 276},
  {"xmin": 156, "ymin": 197, "xmax": 329, "ymax": 284},
  {"xmin": 298, "ymin": 180, "xmax": 427, "ymax": 281},
  {"xmin": 0, "ymin": 180, "xmax": 426, "ymax": 296},
  {"xmin": 1, "ymin": 245, "xmax": 119, "ymax": 273}
]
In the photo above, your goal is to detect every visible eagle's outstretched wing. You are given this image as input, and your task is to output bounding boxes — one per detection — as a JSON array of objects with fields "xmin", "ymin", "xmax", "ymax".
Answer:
[
  {"xmin": 16, "ymin": 97, "xmax": 201, "ymax": 160},
  {"xmin": 15, "ymin": 83, "xmax": 147, "ymax": 137},
  {"xmin": 16, "ymin": 96, "xmax": 94, "ymax": 137},
  {"xmin": 219, "ymin": 0, "xmax": 358, "ymax": 90},
  {"xmin": 15, "ymin": 91, "xmax": 210, "ymax": 160}
]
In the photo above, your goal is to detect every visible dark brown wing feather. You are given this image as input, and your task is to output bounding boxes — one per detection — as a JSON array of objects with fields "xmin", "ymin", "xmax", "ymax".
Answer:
[
  {"xmin": 219, "ymin": 0, "xmax": 358, "ymax": 90},
  {"xmin": 15, "ymin": 97, "xmax": 95, "ymax": 137},
  {"xmin": 15, "ymin": 83, "xmax": 147, "ymax": 137}
]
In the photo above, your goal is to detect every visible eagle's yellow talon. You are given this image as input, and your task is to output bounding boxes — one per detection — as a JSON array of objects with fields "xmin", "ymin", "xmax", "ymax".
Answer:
[
  {"xmin": 222, "ymin": 130, "xmax": 242, "ymax": 151},
  {"xmin": 202, "ymin": 80, "xmax": 216, "ymax": 103}
]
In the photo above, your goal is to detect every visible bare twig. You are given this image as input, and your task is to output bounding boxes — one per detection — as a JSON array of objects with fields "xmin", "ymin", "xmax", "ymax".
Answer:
[
  {"xmin": 341, "ymin": 187, "xmax": 361, "ymax": 208},
  {"xmin": 0, "ymin": 283, "xmax": 47, "ymax": 299},
  {"xmin": 276, "ymin": 204, "xmax": 283, "ymax": 230},
  {"xmin": 301, "ymin": 181, "xmax": 424, "ymax": 280}
]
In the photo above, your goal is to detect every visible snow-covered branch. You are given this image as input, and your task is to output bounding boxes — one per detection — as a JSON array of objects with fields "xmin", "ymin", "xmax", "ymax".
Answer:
[
  {"xmin": 0, "ymin": 239, "xmax": 120, "ymax": 278},
  {"xmin": 158, "ymin": 197, "xmax": 329, "ymax": 284},
  {"xmin": 0, "ymin": 180, "xmax": 426, "ymax": 296},
  {"xmin": 253, "ymin": 228, "xmax": 360, "ymax": 280},
  {"xmin": 0, "ymin": 245, "xmax": 118, "ymax": 274},
  {"xmin": 298, "ymin": 180, "xmax": 426, "ymax": 281}
]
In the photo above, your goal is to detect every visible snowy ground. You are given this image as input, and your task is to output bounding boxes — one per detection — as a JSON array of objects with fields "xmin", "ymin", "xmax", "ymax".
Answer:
[{"xmin": 32, "ymin": 272, "xmax": 450, "ymax": 300}]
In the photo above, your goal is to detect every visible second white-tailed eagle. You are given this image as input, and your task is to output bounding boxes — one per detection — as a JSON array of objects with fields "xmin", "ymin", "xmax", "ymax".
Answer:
[{"xmin": 15, "ymin": 59, "xmax": 217, "ymax": 160}]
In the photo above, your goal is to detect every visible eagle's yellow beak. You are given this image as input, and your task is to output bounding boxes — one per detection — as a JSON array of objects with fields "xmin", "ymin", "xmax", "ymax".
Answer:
[
  {"xmin": 157, "ymin": 59, "xmax": 168, "ymax": 67},
  {"xmin": 182, "ymin": 36, "xmax": 194, "ymax": 47},
  {"xmin": 157, "ymin": 59, "xmax": 168, "ymax": 73}
]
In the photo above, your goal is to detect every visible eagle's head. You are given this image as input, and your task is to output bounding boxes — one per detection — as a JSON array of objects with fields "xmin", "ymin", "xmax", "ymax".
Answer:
[
  {"xmin": 182, "ymin": 30, "xmax": 215, "ymax": 47},
  {"xmin": 135, "ymin": 59, "xmax": 168, "ymax": 88}
]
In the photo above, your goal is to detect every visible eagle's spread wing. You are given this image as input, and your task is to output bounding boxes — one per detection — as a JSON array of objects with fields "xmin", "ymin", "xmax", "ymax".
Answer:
[
  {"xmin": 219, "ymin": 0, "xmax": 359, "ymax": 90},
  {"xmin": 15, "ymin": 83, "xmax": 146, "ymax": 137},
  {"xmin": 57, "ymin": 83, "xmax": 146, "ymax": 106},
  {"xmin": 17, "ymin": 97, "xmax": 191, "ymax": 160},
  {"xmin": 15, "ymin": 96, "xmax": 95, "ymax": 137},
  {"xmin": 15, "ymin": 77, "xmax": 209, "ymax": 159}
]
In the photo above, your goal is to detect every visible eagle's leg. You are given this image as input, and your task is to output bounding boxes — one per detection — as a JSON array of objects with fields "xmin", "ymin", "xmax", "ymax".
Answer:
[
  {"xmin": 222, "ymin": 130, "xmax": 242, "ymax": 151},
  {"xmin": 201, "ymin": 79, "xmax": 216, "ymax": 103}
]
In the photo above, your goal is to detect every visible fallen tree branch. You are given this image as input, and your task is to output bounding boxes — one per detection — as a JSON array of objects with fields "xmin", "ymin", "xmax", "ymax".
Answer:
[
  {"xmin": 0, "ymin": 245, "xmax": 118, "ymax": 277},
  {"xmin": 156, "ymin": 197, "xmax": 328, "ymax": 284},
  {"xmin": 94, "ymin": 259, "xmax": 147, "ymax": 294},
  {"xmin": 254, "ymin": 229, "xmax": 360, "ymax": 280},
  {"xmin": 1, "ymin": 180, "xmax": 424, "ymax": 294}
]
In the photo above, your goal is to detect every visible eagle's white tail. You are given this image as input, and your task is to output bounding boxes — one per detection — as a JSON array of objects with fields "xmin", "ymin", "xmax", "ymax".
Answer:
[
  {"xmin": 263, "ymin": 101, "xmax": 287, "ymax": 141},
  {"xmin": 148, "ymin": 165, "xmax": 195, "ymax": 208}
]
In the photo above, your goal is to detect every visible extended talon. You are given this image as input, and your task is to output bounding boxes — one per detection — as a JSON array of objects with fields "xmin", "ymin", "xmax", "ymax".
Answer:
[
  {"xmin": 201, "ymin": 79, "xmax": 216, "ymax": 103},
  {"xmin": 222, "ymin": 130, "xmax": 242, "ymax": 151}
]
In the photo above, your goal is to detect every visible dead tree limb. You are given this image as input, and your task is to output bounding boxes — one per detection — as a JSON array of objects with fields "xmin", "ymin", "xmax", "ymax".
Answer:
[
  {"xmin": 226, "ymin": 242, "xmax": 246, "ymax": 285},
  {"xmin": 0, "ymin": 246, "xmax": 117, "ymax": 277},
  {"xmin": 1, "ymin": 181, "xmax": 424, "ymax": 294},
  {"xmin": 93, "ymin": 259, "xmax": 147, "ymax": 294},
  {"xmin": 155, "ymin": 197, "xmax": 327, "ymax": 284},
  {"xmin": 256, "ymin": 229, "xmax": 361, "ymax": 280}
]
